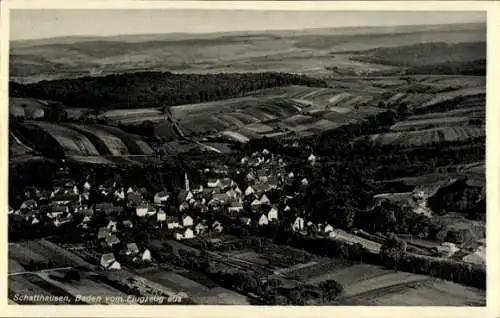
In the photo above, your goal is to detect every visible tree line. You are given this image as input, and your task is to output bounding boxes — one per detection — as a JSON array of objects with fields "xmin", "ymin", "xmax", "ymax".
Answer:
[{"xmin": 10, "ymin": 72, "xmax": 328, "ymax": 110}]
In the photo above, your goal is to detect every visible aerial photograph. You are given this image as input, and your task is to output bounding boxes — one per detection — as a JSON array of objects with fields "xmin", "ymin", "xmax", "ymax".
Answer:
[{"xmin": 7, "ymin": 9, "xmax": 486, "ymax": 306}]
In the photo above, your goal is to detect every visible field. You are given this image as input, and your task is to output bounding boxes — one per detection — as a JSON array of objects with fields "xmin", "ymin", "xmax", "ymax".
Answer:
[
  {"xmin": 11, "ymin": 239, "xmax": 94, "ymax": 269},
  {"xmin": 10, "ymin": 23, "xmax": 485, "ymax": 83},
  {"xmin": 367, "ymin": 126, "xmax": 484, "ymax": 147},
  {"xmin": 15, "ymin": 121, "xmax": 155, "ymax": 160}
]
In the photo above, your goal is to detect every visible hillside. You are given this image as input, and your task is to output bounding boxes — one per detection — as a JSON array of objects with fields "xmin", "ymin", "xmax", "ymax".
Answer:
[{"xmin": 10, "ymin": 23, "xmax": 485, "ymax": 82}]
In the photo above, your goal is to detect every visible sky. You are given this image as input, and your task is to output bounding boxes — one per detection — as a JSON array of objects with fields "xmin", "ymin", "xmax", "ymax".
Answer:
[{"xmin": 10, "ymin": 10, "xmax": 486, "ymax": 41}]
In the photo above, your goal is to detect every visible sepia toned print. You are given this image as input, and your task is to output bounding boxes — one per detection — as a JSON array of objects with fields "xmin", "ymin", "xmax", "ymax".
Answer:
[{"xmin": 7, "ymin": 8, "xmax": 486, "ymax": 307}]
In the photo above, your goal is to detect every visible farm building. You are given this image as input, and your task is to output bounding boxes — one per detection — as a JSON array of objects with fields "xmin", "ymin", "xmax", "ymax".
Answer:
[
  {"xmin": 173, "ymin": 230, "xmax": 184, "ymax": 240},
  {"xmin": 184, "ymin": 228, "xmax": 196, "ymax": 240},
  {"xmin": 114, "ymin": 189, "xmax": 125, "ymax": 201},
  {"xmin": 107, "ymin": 220, "xmax": 118, "ymax": 232},
  {"xmin": 136, "ymin": 204, "xmax": 148, "ymax": 217},
  {"xmin": 207, "ymin": 179, "xmax": 222, "ymax": 188},
  {"xmin": 324, "ymin": 224, "xmax": 334, "ymax": 234},
  {"xmin": 301, "ymin": 178, "xmax": 309, "ymax": 186},
  {"xmin": 259, "ymin": 194, "xmax": 271, "ymax": 205},
  {"xmin": 100, "ymin": 253, "xmax": 121, "ymax": 270}
]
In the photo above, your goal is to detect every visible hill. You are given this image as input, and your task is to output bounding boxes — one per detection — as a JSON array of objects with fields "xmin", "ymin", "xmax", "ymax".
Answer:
[{"xmin": 10, "ymin": 23, "xmax": 485, "ymax": 83}]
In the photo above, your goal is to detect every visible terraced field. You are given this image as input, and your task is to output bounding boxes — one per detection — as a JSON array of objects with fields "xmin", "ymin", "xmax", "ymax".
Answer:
[
  {"xmin": 18, "ymin": 121, "xmax": 155, "ymax": 158},
  {"xmin": 368, "ymin": 126, "xmax": 484, "ymax": 147}
]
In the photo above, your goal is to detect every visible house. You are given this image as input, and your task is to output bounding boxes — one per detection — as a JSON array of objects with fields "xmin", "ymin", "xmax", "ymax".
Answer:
[
  {"xmin": 219, "ymin": 178, "xmax": 233, "ymax": 190},
  {"xmin": 292, "ymin": 217, "xmax": 305, "ymax": 232},
  {"xmin": 122, "ymin": 220, "xmax": 134, "ymax": 229},
  {"xmin": 268, "ymin": 176, "xmax": 280, "ymax": 189},
  {"xmin": 82, "ymin": 215, "xmax": 92, "ymax": 223},
  {"xmin": 147, "ymin": 206, "xmax": 157, "ymax": 217},
  {"xmin": 179, "ymin": 202, "xmax": 189, "ymax": 212},
  {"xmin": 324, "ymin": 224, "xmax": 334, "ymax": 234},
  {"xmin": 20, "ymin": 199, "xmax": 37, "ymax": 211},
  {"xmin": 212, "ymin": 221, "xmax": 224, "ymax": 233},
  {"xmin": 240, "ymin": 217, "xmax": 252, "ymax": 226},
  {"xmin": 259, "ymin": 194, "xmax": 271, "ymax": 205},
  {"xmin": 95, "ymin": 202, "xmax": 114, "ymax": 215},
  {"xmin": 301, "ymin": 178, "xmax": 309, "ymax": 186},
  {"xmin": 100, "ymin": 253, "xmax": 121, "ymax": 270},
  {"xmin": 98, "ymin": 227, "xmax": 110, "ymax": 240},
  {"xmin": 308, "ymin": 153, "xmax": 317, "ymax": 163},
  {"xmin": 268, "ymin": 207, "xmax": 278, "ymax": 221},
  {"xmin": 125, "ymin": 243, "xmax": 140, "ymax": 255},
  {"xmin": 245, "ymin": 186, "xmax": 256, "ymax": 196},
  {"xmin": 83, "ymin": 181, "xmax": 91, "ymax": 191},
  {"xmin": 127, "ymin": 192, "xmax": 142, "ymax": 205},
  {"xmin": 107, "ymin": 220, "xmax": 118, "ymax": 232},
  {"xmin": 256, "ymin": 169, "xmax": 269, "ymax": 182},
  {"xmin": 258, "ymin": 214, "xmax": 269, "ymax": 226},
  {"xmin": 225, "ymin": 189, "xmax": 238, "ymax": 199},
  {"xmin": 136, "ymin": 204, "xmax": 148, "ymax": 217},
  {"xmin": 251, "ymin": 199, "xmax": 262, "ymax": 210},
  {"xmin": 173, "ymin": 229, "xmax": 184, "ymax": 240},
  {"xmin": 195, "ymin": 222, "xmax": 209, "ymax": 235},
  {"xmin": 228, "ymin": 201, "xmax": 244, "ymax": 214},
  {"xmin": 114, "ymin": 188, "xmax": 126, "ymax": 201},
  {"xmin": 142, "ymin": 249, "xmax": 152, "ymax": 262},
  {"xmin": 181, "ymin": 214, "xmax": 194, "ymax": 227},
  {"xmin": 154, "ymin": 191, "xmax": 170, "ymax": 205},
  {"xmin": 127, "ymin": 187, "xmax": 135, "ymax": 194},
  {"xmin": 32, "ymin": 217, "xmax": 40, "ymax": 225},
  {"xmin": 48, "ymin": 206, "xmax": 69, "ymax": 219},
  {"xmin": 207, "ymin": 179, "xmax": 222, "ymax": 188},
  {"xmin": 178, "ymin": 190, "xmax": 194, "ymax": 203},
  {"xmin": 106, "ymin": 235, "xmax": 121, "ymax": 247},
  {"xmin": 54, "ymin": 218, "xmax": 72, "ymax": 227},
  {"xmin": 246, "ymin": 172, "xmax": 256, "ymax": 182},
  {"xmin": 157, "ymin": 209, "xmax": 167, "ymax": 222},
  {"xmin": 166, "ymin": 216, "xmax": 180, "ymax": 230},
  {"xmin": 284, "ymin": 205, "xmax": 291, "ymax": 212},
  {"xmin": 436, "ymin": 242, "xmax": 460, "ymax": 257},
  {"xmin": 209, "ymin": 193, "xmax": 229, "ymax": 206},
  {"xmin": 184, "ymin": 228, "xmax": 195, "ymax": 240}
]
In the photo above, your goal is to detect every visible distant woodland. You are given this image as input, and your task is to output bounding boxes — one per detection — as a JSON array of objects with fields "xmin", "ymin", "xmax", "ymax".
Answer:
[{"xmin": 10, "ymin": 72, "xmax": 328, "ymax": 109}]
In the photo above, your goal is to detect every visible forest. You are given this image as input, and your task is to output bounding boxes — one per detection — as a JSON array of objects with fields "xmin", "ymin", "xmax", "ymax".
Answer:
[{"xmin": 9, "ymin": 72, "xmax": 328, "ymax": 109}]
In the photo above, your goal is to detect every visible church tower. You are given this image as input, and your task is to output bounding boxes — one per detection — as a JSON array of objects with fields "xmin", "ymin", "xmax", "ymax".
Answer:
[{"xmin": 184, "ymin": 172, "xmax": 190, "ymax": 192}]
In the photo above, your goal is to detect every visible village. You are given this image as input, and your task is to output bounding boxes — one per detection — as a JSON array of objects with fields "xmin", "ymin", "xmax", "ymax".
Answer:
[{"xmin": 10, "ymin": 145, "xmax": 484, "ymax": 275}]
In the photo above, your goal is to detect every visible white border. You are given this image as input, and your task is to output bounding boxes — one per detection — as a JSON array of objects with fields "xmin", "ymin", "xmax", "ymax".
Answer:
[{"xmin": 1, "ymin": 1, "xmax": 499, "ymax": 318}]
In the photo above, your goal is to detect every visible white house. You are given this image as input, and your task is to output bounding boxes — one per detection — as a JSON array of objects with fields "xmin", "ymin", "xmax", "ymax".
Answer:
[
  {"xmin": 136, "ymin": 204, "xmax": 148, "ymax": 217},
  {"xmin": 184, "ymin": 228, "xmax": 195, "ymax": 240},
  {"xmin": 260, "ymin": 194, "xmax": 271, "ymax": 205},
  {"xmin": 284, "ymin": 205, "xmax": 291, "ymax": 212},
  {"xmin": 174, "ymin": 230, "xmax": 184, "ymax": 240},
  {"xmin": 101, "ymin": 253, "xmax": 121, "ymax": 270},
  {"xmin": 245, "ymin": 186, "xmax": 256, "ymax": 196},
  {"xmin": 207, "ymin": 179, "xmax": 222, "ymax": 188},
  {"xmin": 258, "ymin": 214, "xmax": 269, "ymax": 226},
  {"xmin": 301, "ymin": 178, "xmax": 309, "ymax": 186},
  {"xmin": 127, "ymin": 187, "xmax": 135, "ymax": 194},
  {"xmin": 106, "ymin": 235, "xmax": 121, "ymax": 247},
  {"xmin": 157, "ymin": 210, "xmax": 167, "ymax": 222},
  {"xmin": 72, "ymin": 185, "xmax": 79, "ymax": 195},
  {"xmin": 107, "ymin": 220, "xmax": 118, "ymax": 232},
  {"xmin": 268, "ymin": 207, "xmax": 278, "ymax": 221},
  {"xmin": 182, "ymin": 215, "xmax": 194, "ymax": 227},
  {"xmin": 251, "ymin": 199, "xmax": 262, "ymax": 209},
  {"xmin": 308, "ymin": 153, "xmax": 317, "ymax": 163},
  {"xmin": 324, "ymin": 224, "xmax": 334, "ymax": 234},
  {"xmin": 292, "ymin": 217, "xmax": 305, "ymax": 232},
  {"xmin": 84, "ymin": 181, "xmax": 91, "ymax": 191},
  {"xmin": 179, "ymin": 202, "xmax": 189, "ymax": 212},
  {"xmin": 142, "ymin": 249, "xmax": 152, "ymax": 262},
  {"xmin": 32, "ymin": 217, "xmax": 40, "ymax": 225}
]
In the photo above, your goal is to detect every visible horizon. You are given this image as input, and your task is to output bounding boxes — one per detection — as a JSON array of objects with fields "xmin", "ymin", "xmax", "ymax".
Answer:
[{"xmin": 10, "ymin": 10, "xmax": 486, "ymax": 41}]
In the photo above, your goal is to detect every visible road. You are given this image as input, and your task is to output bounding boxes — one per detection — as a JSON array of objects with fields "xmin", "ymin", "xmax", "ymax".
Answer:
[{"xmin": 9, "ymin": 266, "xmax": 74, "ymax": 276}]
